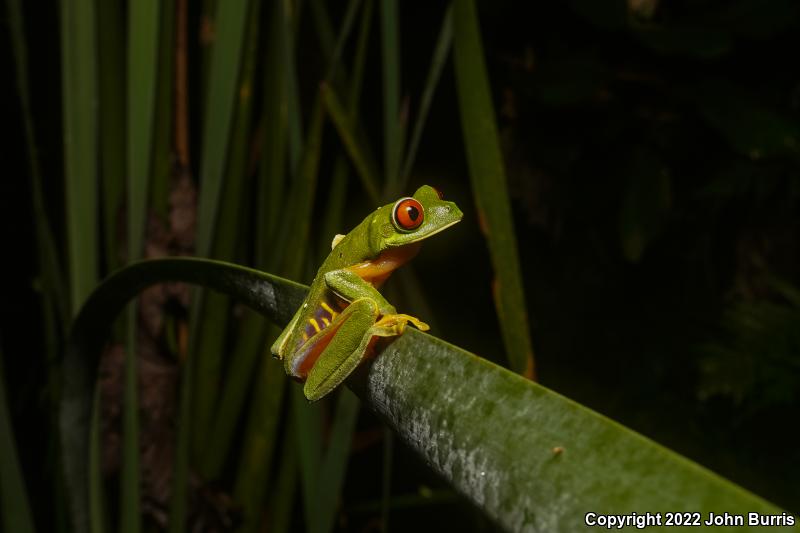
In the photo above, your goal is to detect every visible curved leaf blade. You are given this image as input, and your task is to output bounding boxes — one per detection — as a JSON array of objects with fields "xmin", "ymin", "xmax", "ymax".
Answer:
[
  {"xmin": 59, "ymin": 258, "xmax": 305, "ymax": 532},
  {"xmin": 61, "ymin": 258, "xmax": 792, "ymax": 532},
  {"xmin": 354, "ymin": 329, "xmax": 793, "ymax": 532}
]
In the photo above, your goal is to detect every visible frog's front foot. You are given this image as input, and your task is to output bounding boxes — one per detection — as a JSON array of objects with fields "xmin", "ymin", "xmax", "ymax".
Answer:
[{"xmin": 371, "ymin": 313, "xmax": 430, "ymax": 337}]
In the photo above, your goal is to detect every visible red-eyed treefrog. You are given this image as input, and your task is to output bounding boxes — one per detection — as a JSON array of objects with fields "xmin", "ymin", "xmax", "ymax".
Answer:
[{"xmin": 271, "ymin": 185, "xmax": 463, "ymax": 401}]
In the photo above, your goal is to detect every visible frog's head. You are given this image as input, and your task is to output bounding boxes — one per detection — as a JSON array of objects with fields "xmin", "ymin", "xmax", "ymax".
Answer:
[{"xmin": 368, "ymin": 185, "xmax": 463, "ymax": 252}]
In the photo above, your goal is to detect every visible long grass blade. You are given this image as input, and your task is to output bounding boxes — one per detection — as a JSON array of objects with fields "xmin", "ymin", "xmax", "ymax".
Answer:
[
  {"xmin": 150, "ymin": 0, "xmax": 176, "ymax": 218},
  {"xmin": 229, "ymin": 3, "xmax": 314, "ymax": 529},
  {"xmin": 200, "ymin": 313, "xmax": 266, "ymax": 479},
  {"xmin": 192, "ymin": 0, "xmax": 261, "ymax": 463},
  {"xmin": 321, "ymin": 84, "xmax": 381, "ymax": 203},
  {"xmin": 310, "ymin": 5, "xmax": 375, "ymax": 531},
  {"xmin": 88, "ymin": 388, "xmax": 105, "ymax": 533},
  {"xmin": 97, "ymin": 0, "xmax": 126, "ymax": 273},
  {"xmin": 380, "ymin": 0, "xmax": 402, "ymax": 195},
  {"xmin": 7, "ymin": 0, "xmax": 69, "ymax": 326},
  {"xmin": 310, "ymin": 0, "xmax": 362, "ymax": 84},
  {"xmin": 400, "ymin": 6, "xmax": 453, "ymax": 186},
  {"xmin": 292, "ymin": 386, "xmax": 323, "ymax": 532},
  {"xmin": 452, "ymin": 0, "xmax": 536, "ymax": 378},
  {"xmin": 349, "ymin": 0, "xmax": 373, "ymax": 116},
  {"xmin": 315, "ymin": 388, "xmax": 361, "ymax": 533},
  {"xmin": 195, "ymin": 0, "xmax": 252, "ymax": 257},
  {"xmin": 202, "ymin": 0, "xmax": 289, "ymax": 482},
  {"xmin": 317, "ymin": 0, "xmax": 374, "ymax": 257},
  {"xmin": 60, "ymin": 0, "xmax": 99, "ymax": 316},
  {"xmin": 169, "ymin": 0, "xmax": 251, "ymax": 529},
  {"xmin": 9, "ymin": 3, "xmax": 72, "ymax": 531},
  {"xmin": 278, "ymin": 99, "xmax": 326, "ymax": 277},
  {"xmin": 280, "ymin": 98, "xmax": 326, "ymax": 533},
  {"xmin": 0, "ymin": 344, "xmax": 35, "ymax": 533},
  {"xmin": 58, "ymin": 2, "xmax": 100, "ymax": 530},
  {"xmin": 266, "ymin": 422, "xmax": 300, "ymax": 533},
  {"xmin": 282, "ymin": 2, "xmax": 303, "ymax": 172},
  {"xmin": 122, "ymin": 2, "xmax": 161, "ymax": 530},
  {"xmin": 318, "ymin": 0, "xmax": 377, "ymax": 213},
  {"xmin": 257, "ymin": 0, "xmax": 288, "ymax": 260},
  {"xmin": 167, "ymin": 352, "xmax": 191, "ymax": 533},
  {"xmin": 232, "ymin": 353, "xmax": 287, "ymax": 533}
]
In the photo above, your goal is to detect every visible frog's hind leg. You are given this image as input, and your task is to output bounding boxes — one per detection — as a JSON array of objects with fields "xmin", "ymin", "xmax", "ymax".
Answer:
[{"xmin": 303, "ymin": 298, "xmax": 384, "ymax": 401}]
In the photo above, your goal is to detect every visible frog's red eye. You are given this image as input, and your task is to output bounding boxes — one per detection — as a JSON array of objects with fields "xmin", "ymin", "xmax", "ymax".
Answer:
[{"xmin": 392, "ymin": 197, "xmax": 424, "ymax": 231}]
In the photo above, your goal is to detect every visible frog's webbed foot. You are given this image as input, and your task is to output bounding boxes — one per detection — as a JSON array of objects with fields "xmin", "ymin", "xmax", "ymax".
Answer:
[{"xmin": 371, "ymin": 313, "xmax": 430, "ymax": 337}]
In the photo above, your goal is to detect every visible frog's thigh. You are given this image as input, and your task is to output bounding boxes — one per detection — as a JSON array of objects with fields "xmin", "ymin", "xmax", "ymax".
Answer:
[{"xmin": 304, "ymin": 298, "xmax": 379, "ymax": 401}]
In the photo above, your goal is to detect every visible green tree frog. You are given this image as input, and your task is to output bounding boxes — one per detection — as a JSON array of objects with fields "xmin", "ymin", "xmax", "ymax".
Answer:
[{"xmin": 271, "ymin": 185, "xmax": 463, "ymax": 401}]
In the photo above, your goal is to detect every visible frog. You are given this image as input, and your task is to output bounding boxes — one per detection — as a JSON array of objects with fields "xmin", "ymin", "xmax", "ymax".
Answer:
[{"xmin": 271, "ymin": 185, "xmax": 463, "ymax": 401}]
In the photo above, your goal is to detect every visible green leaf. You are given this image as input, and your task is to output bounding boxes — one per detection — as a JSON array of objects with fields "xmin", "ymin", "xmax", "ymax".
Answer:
[
  {"xmin": 321, "ymin": 83, "xmax": 381, "ymax": 203},
  {"xmin": 127, "ymin": 0, "xmax": 160, "ymax": 262},
  {"xmin": 352, "ymin": 327, "xmax": 793, "ymax": 531},
  {"xmin": 123, "ymin": 3, "xmax": 161, "ymax": 531},
  {"xmin": 60, "ymin": 0, "xmax": 99, "ymax": 315},
  {"xmin": 689, "ymin": 79, "xmax": 800, "ymax": 160},
  {"xmin": 8, "ymin": 0, "xmax": 69, "ymax": 327},
  {"xmin": 0, "ymin": 345, "xmax": 35, "ymax": 533},
  {"xmin": 292, "ymin": 386, "xmax": 323, "ymax": 531},
  {"xmin": 380, "ymin": 0, "xmax": 402, "ymax": 195},
  {"xmin": 618, "ymin": 146, "xmax": 671, "ymax": 262},
  {"xmin": 314, "ymin": 388, "xmax": 360, "ymax": 533},
  {"xmin": 8, "ymin": 3, "xmax": 70, "ymax": 531},
  {"xmin": 97, "ymin": 0, "xmax": 126, "ymax": 273},
  {"xmin": 452, "ymin": 0, "xmax": 536, "ymax": 378},
  {"xmin": 150, "ymin": 0, "xmax": 176, "ymax": 218},
  {"xmin": 192, "ymin": 0, "xmax": 262, "ymax": 464},
  {"xmin": 201, "ymin": 0, "xmax": 289, "ymax": 490},
  {"xmin": 171, "ymin": 1, "xmax": 252, "ymax": 528},
  {"xmin": 195, "ymin": 0, "xmax": 252, "ymax": 257},
  {"xmin": 231, "ymin": 349, "xmax": 287, "ymax": 532},
  {"xmin": 61, "ymin": 257, "xmax": 792, "ymax": 532},
  {"xmin": 265, "ymin": 422, "xmax": 300, "ymax": 533},
  {"xmin": 635, "ymin": 26, "xmax": 732, "ymax": 59}
]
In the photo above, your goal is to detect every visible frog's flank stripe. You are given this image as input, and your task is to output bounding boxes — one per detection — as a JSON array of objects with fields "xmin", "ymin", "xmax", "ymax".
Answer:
[
  {"xmin": 305, "ymin": 301, "xmax": 337, "ymax": 340},
  {"xmin": 321, "ymin": 301, "xmax": 337, "ymax": 318}
]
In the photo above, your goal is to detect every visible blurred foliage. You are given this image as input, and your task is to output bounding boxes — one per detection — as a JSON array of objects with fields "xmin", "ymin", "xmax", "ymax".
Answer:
[
  {"xmin": 1, "ymin": 0, "xmax": 800, "ymax": 531},
  {"xmin": 699, "ymin": 279, "xmax": 800, "ymax": 411}
]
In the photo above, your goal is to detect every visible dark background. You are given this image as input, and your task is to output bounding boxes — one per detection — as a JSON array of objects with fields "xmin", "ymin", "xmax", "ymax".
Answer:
[{"xmin": 2, "ymin": 0, "xmax": 799, "ymax": 530}]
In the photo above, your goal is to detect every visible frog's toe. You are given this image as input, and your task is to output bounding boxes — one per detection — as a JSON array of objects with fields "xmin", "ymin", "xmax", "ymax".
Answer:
[
  {"xmin": 402, "ymin": 315, "xmax": 430, "ymax": 331},
  {"xmin": 371, "ymin": 319, "xmax": 404, "ymax": 337},
  {"xmin": 375, "ymin": 313, "xmax": 430, "ymax": 333}
]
